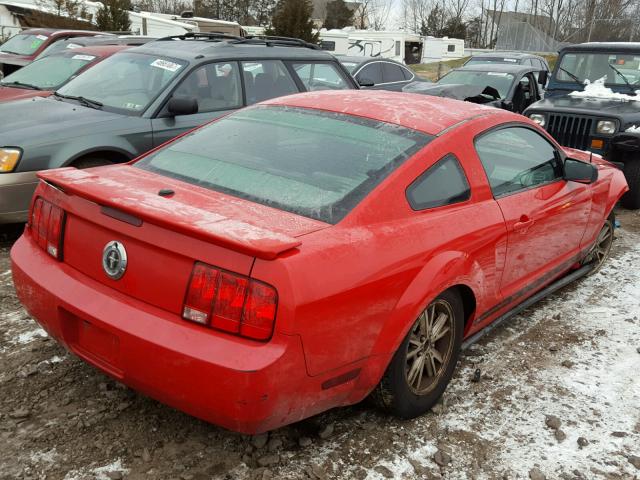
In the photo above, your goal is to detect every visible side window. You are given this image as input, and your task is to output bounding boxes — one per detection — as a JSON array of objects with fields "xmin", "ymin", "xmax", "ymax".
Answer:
[
  {"xmin": 401, "ymin": 66, "xmax": 414, "ymax": 81},
  {"xmin": 172, "ymin": 62, "xmax": 241, "ymax": 113},
  {"xmin": 292, "ymin": 62, "xmax": 350, "ymax": 91},
  {"xmin": 382, "ymin": 62, "xmax": 407, "ymax": 83},
  {"xmin": 357, "ymin": 63, "xmax": 383, "ymax": 84},
  {"xmin": 241, "ymin": 60, "xmax": 298, "ymax": 105},
  {"xmin": 447, "ymin": 44, "xmax": 456, "ymax": 53},
  {"xmin": 395, "ymin": 41, "xmax": 401, "ymax": 56},
  {"xmin": 475, "ymin": 127, "xmax": 563, "ymax": 197},
  {"xmin": 406, "ymin": 154, "xmax": 471, "ymax": 210}
]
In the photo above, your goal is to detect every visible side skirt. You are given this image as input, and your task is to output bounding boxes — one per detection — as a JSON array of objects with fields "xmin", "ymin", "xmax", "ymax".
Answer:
[{"xmin": 461, "ymin": 263, "xmax": 594, "ymax": 350}]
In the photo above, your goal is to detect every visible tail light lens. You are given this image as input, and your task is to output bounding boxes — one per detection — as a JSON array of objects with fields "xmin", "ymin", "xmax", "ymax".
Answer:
[
  {"xmin": 29, "ymin": 197, "xmax": 65, "ymax": 260},
  {"xmin": 183, "ymin": 262, "xmax": 278, "ymax": 341}
]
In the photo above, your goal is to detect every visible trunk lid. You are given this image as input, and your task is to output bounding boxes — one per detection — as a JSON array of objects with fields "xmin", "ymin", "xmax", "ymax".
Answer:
[{"xmin": 38, "ymin": 165, "xmax": 328, "ymax": 316}]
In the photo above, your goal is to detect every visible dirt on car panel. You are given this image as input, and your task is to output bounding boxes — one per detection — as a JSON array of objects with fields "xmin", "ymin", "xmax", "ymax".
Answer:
[{"xmin": 0, "ymin": 209, "xmax": 638, "ymax": 478}]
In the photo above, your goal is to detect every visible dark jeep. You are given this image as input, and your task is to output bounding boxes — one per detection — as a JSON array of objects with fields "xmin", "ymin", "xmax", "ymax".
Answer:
[{"xmin": 524, "ymin": 42, "xmax": 640, "ymax": 209}]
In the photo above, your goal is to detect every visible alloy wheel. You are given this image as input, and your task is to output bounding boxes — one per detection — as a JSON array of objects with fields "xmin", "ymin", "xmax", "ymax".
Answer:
[
  {"xmin": 404, "ymin": 299, "xmax": 455, "ymax": 395},
  {"xmin": 586, "ymin": 221, "xmax": 614, "ymax": 274}
]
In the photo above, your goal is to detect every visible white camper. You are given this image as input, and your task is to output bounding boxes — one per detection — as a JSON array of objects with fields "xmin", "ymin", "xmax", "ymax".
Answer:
[
  {"xmin": 129, "ymin": 11, "xmax": 198, "ymax": 37},
  {"xmin": 345, "ymin": 30, "xmax": 422, "ymax": 64},
  {"xmin": 318, "ymin": 29, "xmax": 349, "ymax": 55},
  {"xmin": 151, "ymin": 13, "xmax": 245, "ymax": 36},
  {"xmin": 421, "ymin": 36, "xmax": 465, "ymax": 63}
]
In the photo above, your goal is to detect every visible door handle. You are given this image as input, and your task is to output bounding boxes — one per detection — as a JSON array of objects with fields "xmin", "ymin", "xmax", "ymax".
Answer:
[{"xmin": 514, "ymin": 215, "xmax": 535, "ymax": 231}]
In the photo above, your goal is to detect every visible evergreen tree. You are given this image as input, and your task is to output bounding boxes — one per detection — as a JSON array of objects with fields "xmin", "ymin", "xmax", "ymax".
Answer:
[
  {"xmin": 323, "ymin": 0, "xmax": 353, "ymax": 29},
  {"xmin": 440, "ymin": 17, "xmax": 466, "ymax": 39},
  {"xmin": 96, "ymin": 0, "xmax": 132, "ymax": 32},
  {"xmin": 268, "ymin": 0, "xmax": 317, "ymax": 43}
]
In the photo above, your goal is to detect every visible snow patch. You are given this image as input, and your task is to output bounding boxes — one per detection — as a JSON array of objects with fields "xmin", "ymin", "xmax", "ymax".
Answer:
[
  {"xmin": 63, "ymin": 459, "xmax": 128, "ymax": 480},
  {"xmin": 12, "ymin": 327, "xmax": 48, "ymax": 345},
  {"xmin": 569, "ymin": 76, "xmax": 640, "ymax": 101},
  {"xmin": 626, "ymin": 125, "xmax": 640, "ymax": 133}
]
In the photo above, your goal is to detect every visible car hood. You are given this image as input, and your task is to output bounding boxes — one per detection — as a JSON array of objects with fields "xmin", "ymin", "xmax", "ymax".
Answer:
[
  {"xmin": 403, "ymin": 82, "xmax": 501, "ymax": 100},
  {"xmin": 0, "ymin": 96, "xmax": 126, "ymax": 144},
  {"xmin": 528, "ymin": 95, "xmax": 640, "ymax": 116},
  {"xmin": 0, "ymin": 86, "xmax": 50, "ymax": 103}
]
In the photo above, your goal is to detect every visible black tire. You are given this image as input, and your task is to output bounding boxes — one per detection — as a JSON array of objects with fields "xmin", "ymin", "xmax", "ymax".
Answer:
[
  {"xmin": 71, "ymin": 157, "xmax": 113, "ymax": 170},
  {"xmin": 582, "ymin": 215, "xmax": 615, "ymax": 275},
  {"xmin": 372, "ymin": 289, "xmax": 464, "ymax": 419},
  {"xmin": 621, "ymin": 159, "xmax": 640, "ymax": 210}
]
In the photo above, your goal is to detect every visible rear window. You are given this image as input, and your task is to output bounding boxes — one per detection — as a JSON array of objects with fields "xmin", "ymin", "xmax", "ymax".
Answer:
[
  {"xmin": 0, "ymin": 33, "xmax": 49, "ymax": 56},
  {"xmin": 136, "ymin": 106, "xmax": 431, "ymax": 224}
]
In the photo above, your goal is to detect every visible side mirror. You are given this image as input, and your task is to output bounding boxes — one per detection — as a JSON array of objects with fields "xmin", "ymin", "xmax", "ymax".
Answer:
[
  {"xmin": 538, "ymin": 70, "xmax": 548, "ymax": 86},
  {"xmin": 167, "ymin": 96, "xmax": 198, "ymax": 116},
  {"xmin": 564, "ymin": 158, "xmax": 598, "ymax": 184},
  {"xmin": 501, "ymin": 100, "xmax": 514, "ymax": 111},
  {"xmin": 356, "ymin": 75, "xmax": 375, "ymax": 87}
]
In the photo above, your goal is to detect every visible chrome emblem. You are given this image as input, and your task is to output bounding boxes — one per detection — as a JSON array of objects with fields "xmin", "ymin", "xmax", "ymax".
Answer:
[{"xmin": 102, "ymin": 241, "xmax": 127, "ymax": 280}]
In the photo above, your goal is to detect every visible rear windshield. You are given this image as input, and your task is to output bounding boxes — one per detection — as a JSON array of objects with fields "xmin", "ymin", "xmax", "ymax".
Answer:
[
  {"xmin": 136, "ymin": 106, "xmax": 431, "ymax": 224},
  {"xmin": 0, "ymin": 33, "xmax": 49, "ymax": 56}
]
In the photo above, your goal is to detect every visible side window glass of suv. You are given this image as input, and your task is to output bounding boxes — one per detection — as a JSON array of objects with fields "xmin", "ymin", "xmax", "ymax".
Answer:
[
  {"xmin": 406, "ymin": 154, "xmax": 471, "ymax": 210},
  {"xmin": 242, "ymin": 60, "xmax": 298, "ymax": 105},
  {"xmin": 475, "ymin": 127, "xmax": 563, "ymax": 197},
  {"xmin": 173, "ymin": 62, "xmax": 241, "ymax": 113},
  {"xmin": 292, "ymin": 62, "xmax": 350, "ymax": 91}
]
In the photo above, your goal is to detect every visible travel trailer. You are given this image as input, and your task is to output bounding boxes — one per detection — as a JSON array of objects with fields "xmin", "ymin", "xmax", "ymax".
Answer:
[
  {"xmin": 151, "ymin": 12, "xmax": 245, "ymax": 36},
  {"xmin": 421, "ymin": 36, "xmax": 465, "ymax": 63},
  {"xmin": 319, "ymin": 28, "xmax": 422, "ymax": 64}
]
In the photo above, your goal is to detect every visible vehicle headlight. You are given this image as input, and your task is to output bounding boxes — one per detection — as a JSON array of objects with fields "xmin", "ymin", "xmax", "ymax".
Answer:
[
  {"xmin": 596, "ymin": 120, "xmax": 616, "ymax": 135},
  {"xmin": 529, "ymin": 114, "xmax": 546, "ymax": 127},
  {"xmin": 0, "ymin": 148, "xmax": 21, "ymax": 173}
]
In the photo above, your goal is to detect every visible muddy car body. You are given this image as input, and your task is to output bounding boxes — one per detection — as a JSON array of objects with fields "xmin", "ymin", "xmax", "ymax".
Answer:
[
  {"xmin": 524, "ymin": 42, "xmax": 640, "ymax": 209},
  {"xmin": 0, "ymin": 33, "xmax": 358, "ymax": 224},
  {"xmin": 11, "ymin": 91, "xmax": 627, "ymax": 434},
  {"xmin": 0, "ymin": 29, "xmax": 107, "ymax": 78}
]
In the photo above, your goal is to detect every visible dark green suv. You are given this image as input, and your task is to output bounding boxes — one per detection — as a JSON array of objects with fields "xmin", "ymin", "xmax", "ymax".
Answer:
[{"xmin": 0, "ymin": 33, "xmax": 358, "ymax": 223}]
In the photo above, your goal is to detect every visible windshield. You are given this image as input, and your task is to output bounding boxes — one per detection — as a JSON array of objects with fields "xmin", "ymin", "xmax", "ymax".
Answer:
[
  {"xmin": 437, "ymin": 70, "xmax": 514, "ymax": 98},
  {"xmin": 557, "ymin": 52, "xmax": 640, "ymax": 86},
  {"xmin": 136, "ymin": 106, "xmax": 431, "ymax": 224},
  {"xmin": 57, "ymin": 52, "xmax": 186, "ymax": 114},
  {"xmin": 0, "ymin": 33, "xmax": 49, "ymax": 56},
  {"xmin": 466, "ymin": 57, "xmax": 520, "ymax": 65},
  {"xmin": 1, "ymin": 53, "xmax": 97, "ymax": 90}
]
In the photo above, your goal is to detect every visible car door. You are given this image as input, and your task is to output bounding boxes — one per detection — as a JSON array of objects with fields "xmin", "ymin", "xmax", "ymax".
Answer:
[
  {"xmin": 150, "ymin": 61, "xmax": 243, "ymax": 146},
  {"xmin": 474, "ymin": 126, "xmax": 592, "ymax": 299}
]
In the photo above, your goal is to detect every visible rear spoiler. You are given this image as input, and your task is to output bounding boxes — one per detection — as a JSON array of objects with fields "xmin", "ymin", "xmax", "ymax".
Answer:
[{"xmin": 37, "ymin": 168, "xmax": 301, "ymax": 260}]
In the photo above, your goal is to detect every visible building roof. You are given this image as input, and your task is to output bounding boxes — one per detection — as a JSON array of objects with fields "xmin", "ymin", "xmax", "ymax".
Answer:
[{"xmin": 262, "ymin": 90, "xmax": 505, "ymax": 135}]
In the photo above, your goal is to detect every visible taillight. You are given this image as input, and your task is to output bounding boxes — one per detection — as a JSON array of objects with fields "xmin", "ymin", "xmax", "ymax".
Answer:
[
  {"xmin": 29, "ymin": 197, "xmax": 65, "ymax": 260},
  {"xmin": 183, "ymin": 262, "xmax": 278, "ymax": 341}
]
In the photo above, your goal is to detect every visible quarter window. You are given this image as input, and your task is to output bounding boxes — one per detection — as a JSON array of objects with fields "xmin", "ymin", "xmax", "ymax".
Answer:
[
  {"xmin": 406, "ymin": 154, "xmax": 471, "ymax": 210},
  {"xmin": 241, "ymin": 60, "xmax": 298, "ymax": 105},
  {"xmin": 172, "ymin": 62, "xmax": 241, "ymax": 113},
  {"xmin": 292, "ymin": 62, "xmax": 350, "ymax": 91},
  {"xmin": 382, "ymin": 62, "xmax": 406, "ymax": 83},
  {"xmin": 475, "ymin": 127, "xmax": 563, "ymax": 197}
]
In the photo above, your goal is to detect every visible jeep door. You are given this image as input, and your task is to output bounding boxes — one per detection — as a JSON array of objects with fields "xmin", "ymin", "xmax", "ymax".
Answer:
[{"xmin": 474, "ymin": 125, "xmax": 592, "ymax": 300}]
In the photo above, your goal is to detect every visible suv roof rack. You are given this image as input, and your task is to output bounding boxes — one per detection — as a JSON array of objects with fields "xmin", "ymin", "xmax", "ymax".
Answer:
[
  {"xmin": 156, "ymin": 32, "xmax": 244, "ymax": 42},
  {"xmin": 233, "ymin": 35, "xmax": 321, "ymax": 50}
]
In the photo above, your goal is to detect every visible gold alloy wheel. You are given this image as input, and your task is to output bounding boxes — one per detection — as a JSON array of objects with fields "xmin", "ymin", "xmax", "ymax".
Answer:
[
  {"xmin": 586, "ymin": 222, "xmax": 614, "ymax": 274},
  {"xmin": 404, "ymin": 299, "xmax": 455, "ymax": 395}
]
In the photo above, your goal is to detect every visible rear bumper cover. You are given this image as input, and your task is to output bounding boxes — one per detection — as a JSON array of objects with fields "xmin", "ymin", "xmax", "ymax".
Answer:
[
  {"xmin": 0, "ymin": 171, "xmax": 38, "ymax": 224},
  {"xmin": 10, "ymin": 233, "xmax": 361, "ymax": 433}
]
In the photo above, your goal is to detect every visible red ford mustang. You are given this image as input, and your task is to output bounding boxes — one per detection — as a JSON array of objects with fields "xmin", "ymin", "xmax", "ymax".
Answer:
[{"xmin": 11, "ymin": 91, "xmax": 628, "ymax": 434}]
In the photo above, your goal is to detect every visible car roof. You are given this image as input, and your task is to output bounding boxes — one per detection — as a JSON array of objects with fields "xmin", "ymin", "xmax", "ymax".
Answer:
[
  {"xmin": 454, "ymin": 63, "xmax": 535, "ymax": 74},
  {"xmin": 560, "ymin": 42, "xmax": 640, "ymax": 53},
  {"xmin": 20, "ymin": 28, "xmax": 102, "ymax": 37},
  {"xmin": 261, "ymin": 90, "xmax": 506, "ymax": 136},
  {"xmin": 58, "ymin": 44, "xmax": 131, "ymax": 57},
  {"xmin": 469, "ymin": 52, "xmax": 542, "ymax": 60},
  {"xmin": 336, "ymin": 55, "xmax": 400, "ymax": 65},
  {"xmin": 133, "ymin": 37, "xmax": 335, "ymax": 63}
]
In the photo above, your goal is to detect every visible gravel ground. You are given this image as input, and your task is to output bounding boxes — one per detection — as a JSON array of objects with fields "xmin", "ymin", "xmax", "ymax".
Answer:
[{"xmin": 1, "ymin": 210, "xmax": 639, "ymax": 480}]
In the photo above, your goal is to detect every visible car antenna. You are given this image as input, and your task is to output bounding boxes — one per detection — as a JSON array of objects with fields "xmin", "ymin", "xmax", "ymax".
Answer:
[{"xmin": 589, "ymin": 151, "xmax": 593, "ymax": 163}]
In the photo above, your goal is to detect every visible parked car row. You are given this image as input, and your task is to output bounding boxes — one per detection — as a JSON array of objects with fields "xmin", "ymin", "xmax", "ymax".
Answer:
[{"xmin": 0, "ymin": 30, "xmax": 633, "ymax": 435}]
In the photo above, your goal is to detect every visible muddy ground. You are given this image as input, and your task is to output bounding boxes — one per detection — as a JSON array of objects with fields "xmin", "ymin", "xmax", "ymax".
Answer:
[{"xmin": 1, "ymin": 211, "xmax": 639, "ymax": 480}]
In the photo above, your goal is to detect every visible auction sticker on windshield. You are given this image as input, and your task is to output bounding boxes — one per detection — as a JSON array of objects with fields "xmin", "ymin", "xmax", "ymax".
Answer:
[
  {"xmin": 151, "ymin": 59, "xmax": 182, "ymax": 73},
  {"xmin": 72, "ymin": 55, "xmax": 96, "ymax": 62}
]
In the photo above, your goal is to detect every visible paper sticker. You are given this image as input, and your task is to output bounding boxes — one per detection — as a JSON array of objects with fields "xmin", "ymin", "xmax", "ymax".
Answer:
[
  {"xmin": 72, "ymin": 54, "xmax": 96, "ymax": 61},
  {"xmin": 123, "ymin": 102, "xmax": 142, "ymax": 110},
  {"xmin": 36, "ymin": 35, "xmax": 48, "ymax": 41},
  {"xmin": 487, "ymin": 72, "xmax": 509, "ymax": 76},
  {"xmin": 66, "ymin": 43, "xmax": 82, "ymax": 49},
  {"xmin": 503, "ymin": 58, "xmax": 518, "ymax": 62},
  {"xmin": 150, "ymin": 59, "xmax": 182, "ymax": 72}
]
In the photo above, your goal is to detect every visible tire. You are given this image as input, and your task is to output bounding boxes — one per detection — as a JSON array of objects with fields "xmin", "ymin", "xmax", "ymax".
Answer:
[
  {"xmin": 71, "ymin": 157, "xmax": 113, "ymax": 170},
  {"xmin": 372, "ymin": 289, "xmax": 464, "ymax": 419},
  {"xmin": 621, "ymin": 159, "xmax": 640, "ymax": 210},
  {"xmin": 582, "ymin": 216, "xmax": 615, "ymax": 275}
]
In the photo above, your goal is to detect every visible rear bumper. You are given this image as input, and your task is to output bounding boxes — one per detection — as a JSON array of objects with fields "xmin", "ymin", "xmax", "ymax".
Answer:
[
  {"xmin": 10, "ymin": 232, "xmax": 356, "ymax": 434},
  {"xmin": 0, "ymin": 171, "xmax": 38, "ymax": 224}
]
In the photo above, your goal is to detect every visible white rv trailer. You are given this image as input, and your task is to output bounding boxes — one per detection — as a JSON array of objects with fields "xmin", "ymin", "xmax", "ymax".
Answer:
[
  {"xmin": 345, "ymin": 29, "xmax": 422, "ymax": 64},
  {"xmin": 128, "ymin": 11, "xmax": 198, "ymax": 37},
  {"xmin": 150, "ymin": 13, "xmax": 244, "ymax": 36},
  {"xmin": 318, "ymin": 28, "xmax": 349, "ymax": 54},
  {"xmin": 421, "ymin": 36, "xmax": 465, "ymax": 63}
]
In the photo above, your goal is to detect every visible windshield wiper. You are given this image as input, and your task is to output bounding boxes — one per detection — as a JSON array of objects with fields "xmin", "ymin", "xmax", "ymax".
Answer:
[
  {"xmin": 53, "ymin": 92, "xmax": 103, "ymax": 109},
  {"xmin": 609, "ymin": 63, "xmax": 636, "ymax": 93},
  {"xmin": 559, "ymin": 67, "xmax": 583, "ymax": 84},
  {"xmin": 0, "ymin": 80, "xmax": 42, "ymax": 90}
]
